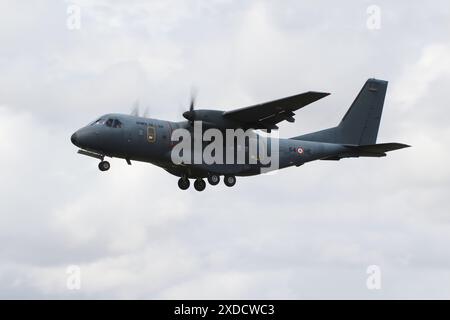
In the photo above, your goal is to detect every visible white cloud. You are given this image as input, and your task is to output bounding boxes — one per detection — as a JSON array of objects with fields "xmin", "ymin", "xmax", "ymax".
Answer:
[
  {"xmin": 393, "ymin": 43, "xmax": 450, "ymax": 108},
  {"xmin": 0, "ymin": 0, "xmax": 450, "ymax": 299}
]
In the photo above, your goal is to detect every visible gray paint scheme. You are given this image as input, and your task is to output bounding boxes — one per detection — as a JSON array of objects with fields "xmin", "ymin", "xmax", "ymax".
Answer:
[
  {"xmin": 70, "ymin": 78, "xmax": 409, "ymax": 188},
  {"xmin": 293, "ymin": 79, "xmax": 387, "ymax": 145}
]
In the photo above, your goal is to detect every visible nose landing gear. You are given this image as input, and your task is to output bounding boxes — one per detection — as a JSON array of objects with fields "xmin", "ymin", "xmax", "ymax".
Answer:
[{"xmin": 98, "ymin": 161, "xmax": 110, "ymax": 172}]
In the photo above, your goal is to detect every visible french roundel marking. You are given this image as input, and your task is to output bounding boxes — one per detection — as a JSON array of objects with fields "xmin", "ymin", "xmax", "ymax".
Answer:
[{"xmin": 297, "ymin": 147, "xmax": 304, "ymax": 155}]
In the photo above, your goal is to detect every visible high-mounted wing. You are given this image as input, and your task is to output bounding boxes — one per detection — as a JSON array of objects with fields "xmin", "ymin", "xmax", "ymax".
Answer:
[{"xmin": 223, "ymin": 91, "xmax": 330, "ymax": 130}]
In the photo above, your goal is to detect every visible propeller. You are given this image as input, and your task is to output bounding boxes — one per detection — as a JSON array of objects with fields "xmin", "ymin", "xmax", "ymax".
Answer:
[
  {"xmin": 183, "ymin": 88, "xmax": 197, "ymax": 124},
  {"xmin": 131, "ymin": 100, "xmax": 149, "ymax": 118},
  {"xmin": 131, "ymin": 100, "xmax": 140, "ymax": 117},
  {"xmin": 142, "ymin": 106, "xmax": 149, "ymax": 118}
]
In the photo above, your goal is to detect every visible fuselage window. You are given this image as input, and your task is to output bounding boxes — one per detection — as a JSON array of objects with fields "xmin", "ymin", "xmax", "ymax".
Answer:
[{"xmin": 147, "ymin": 126, "xmax": 156, "ymax": 143}]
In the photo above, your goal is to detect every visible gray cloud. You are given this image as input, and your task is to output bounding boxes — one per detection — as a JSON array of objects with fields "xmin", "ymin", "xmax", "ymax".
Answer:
[{"xmin": 0, "ymin": 0, "xmax": 449, "ymax": 299}]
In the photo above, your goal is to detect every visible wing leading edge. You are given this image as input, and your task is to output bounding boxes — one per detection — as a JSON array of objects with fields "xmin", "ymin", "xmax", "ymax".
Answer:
[{"xmin": 223, "ymin": 91, "xmax": 330, "ymax": 130}]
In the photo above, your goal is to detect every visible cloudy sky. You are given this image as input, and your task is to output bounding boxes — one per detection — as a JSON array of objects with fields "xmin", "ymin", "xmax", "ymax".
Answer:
[{"xmin": 0, "ymin": 0, "xmax": 449, "ymax": 299}]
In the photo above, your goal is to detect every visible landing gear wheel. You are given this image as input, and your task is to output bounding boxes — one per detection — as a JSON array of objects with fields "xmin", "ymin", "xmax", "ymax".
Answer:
[
  {"xmin": 194, "ymin": 179, "xmax": 206, "ymax": 192},
  {"xmin": 207, "ymin": 174, "xmax": 220, "ymax": 186},
  {"xmin": 178, "ymin": 178, "xmax": 190, "ymax": 190},
  {"xmin": 224, "ymin": 175, "xmax": 236, "ymax": 187},
  {"xmin": 98, "ymin": 161, "xmax": 110, "ymax": 172}
]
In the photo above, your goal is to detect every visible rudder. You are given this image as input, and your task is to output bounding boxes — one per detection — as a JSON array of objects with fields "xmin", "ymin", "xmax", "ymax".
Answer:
[
  {"xmin": 292, "ymin": 79, "xmax": 388, "ymax": 145},
  {"xmin": 338, "ymin": 78, "xmax": 387, "ymax": 145}
]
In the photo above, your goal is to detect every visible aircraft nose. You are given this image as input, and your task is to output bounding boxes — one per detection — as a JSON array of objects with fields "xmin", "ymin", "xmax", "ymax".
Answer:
[{"xmin": 71, "ymin": 132, "xmax": 79, "ymax": 147}]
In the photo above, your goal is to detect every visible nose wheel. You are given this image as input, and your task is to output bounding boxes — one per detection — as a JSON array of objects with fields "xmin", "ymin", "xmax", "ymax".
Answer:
[{"xmin": 98, "ymin": 161, "xmax": 110, "ymax": 172}]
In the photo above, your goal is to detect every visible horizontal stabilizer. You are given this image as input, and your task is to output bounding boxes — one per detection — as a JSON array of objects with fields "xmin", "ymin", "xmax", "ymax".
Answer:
[
  {"xmin": 348, "ymin": 143, "xmax": 410, "ymax": 155},
  {"xmin": 321, "ymin": 143, "xmax": 410, "ymax": 160}
]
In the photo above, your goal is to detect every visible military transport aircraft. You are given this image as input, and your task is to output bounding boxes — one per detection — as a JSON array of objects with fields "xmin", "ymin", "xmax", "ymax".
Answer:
[{"xmin": 71, "ymin": 79, "xmax": 409, "ymax": 191}]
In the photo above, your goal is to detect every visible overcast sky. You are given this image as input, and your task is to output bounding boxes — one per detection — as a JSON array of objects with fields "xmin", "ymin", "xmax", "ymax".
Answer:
[{"xmin": 0, "ymin": 0, "xmax": 449, "ymax": 299}]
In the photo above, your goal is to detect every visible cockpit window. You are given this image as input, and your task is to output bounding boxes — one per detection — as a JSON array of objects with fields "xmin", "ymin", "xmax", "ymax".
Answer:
[
  {"xmin": 105, "ymin": 119, "xmax": 114, "ymax": 127},
  {"xmin": 91, "ymin": 117, "xmax": 123, "ymax": 128},
  {"xmin": 113, "ymin": 119, "xmax": 123, "ymax": 128},
  {"xmin": 91, "ymin": 118, "xmax": 106, "ymax": 126}
]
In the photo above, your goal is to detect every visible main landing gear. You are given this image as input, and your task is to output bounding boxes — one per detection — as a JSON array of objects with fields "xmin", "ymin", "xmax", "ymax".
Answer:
[
  {"xmin": 224, "ymin": 175, "xmax": 236, "ymax": 187},
  {"xmin": 207, "ymin": 174, "xmax": 220, "ymax": 186},
  {"xmin": 98, "ymin": 160, "xmax": 110, "ymax": 172},
  {"xmin": 177, "ymin": 174, "xmax": 236, "ymax": 191},
  {"xmin": 194, "ymin": 179, "xmax": 206, "ymax": 191},
  {"xmin": 178, "ymin": 177, "xmax": 190, "ymax": 190}
]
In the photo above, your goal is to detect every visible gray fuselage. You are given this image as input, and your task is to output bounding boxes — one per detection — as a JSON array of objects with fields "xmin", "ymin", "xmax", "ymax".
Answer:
[{"xmin": 71, "ymin": 113, "xmax": 349, "ymax": 178}]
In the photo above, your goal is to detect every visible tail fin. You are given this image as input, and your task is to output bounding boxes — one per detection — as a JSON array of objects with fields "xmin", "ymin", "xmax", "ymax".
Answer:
[{"xmin": 293, "ymin": 79, "xmax": 388, "ymax": 145}]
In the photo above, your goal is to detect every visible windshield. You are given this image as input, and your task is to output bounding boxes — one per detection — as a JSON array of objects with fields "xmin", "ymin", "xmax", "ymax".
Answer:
[
  {"xmin": 90, "ymin": 117, "xmax": 123, "ymax": 128},
  {"xmin": 90, "ymin": 118, "xmax": 106, "ymax": 126}
]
